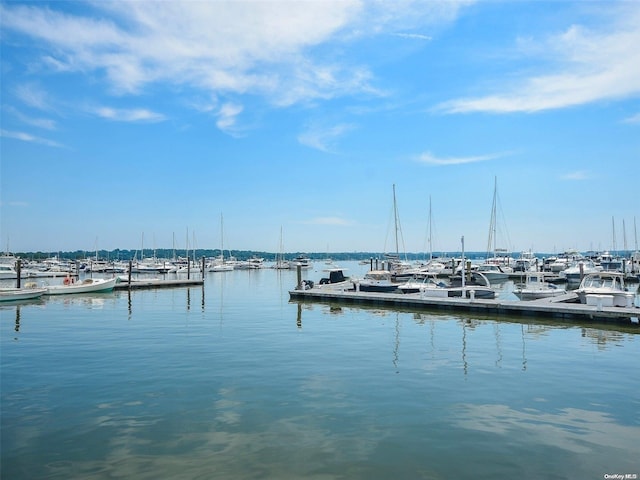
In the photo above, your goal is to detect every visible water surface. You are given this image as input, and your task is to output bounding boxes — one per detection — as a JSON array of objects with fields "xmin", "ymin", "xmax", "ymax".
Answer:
[{"xmin": 2, "ymin": 262, "xmax": 639, "ymax": 479}]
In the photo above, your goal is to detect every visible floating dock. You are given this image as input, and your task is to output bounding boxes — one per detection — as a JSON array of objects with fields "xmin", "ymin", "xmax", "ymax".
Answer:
[
  {"xmin": 114, "ymin": 278, "xmax": 203, "ymax": 290},
  {"xmin": 289, "ymin": 287, "xmax": 640, "ymax": 324}
]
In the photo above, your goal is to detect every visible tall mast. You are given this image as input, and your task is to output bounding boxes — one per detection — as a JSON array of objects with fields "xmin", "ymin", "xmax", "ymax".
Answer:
[
  {"xmin": 487, "ymin": 176, "xmax": 497, "ymax": 258},
  {"xmin": 428, "ymin": 195, "xmax": 433, "ymax": 261},
  {"xmin": 393, "ymin": 184, "xmax": 399, "ymax": 257}
]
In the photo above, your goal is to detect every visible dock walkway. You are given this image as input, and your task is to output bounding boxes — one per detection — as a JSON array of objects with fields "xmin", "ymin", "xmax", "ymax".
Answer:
[
  {"xmin": 114, "ymin": 279, "xmax": 203, "ymax": 290},
  {"xmin": 289, "ymin": 287, "xmax": 640, "ymax": 324}
]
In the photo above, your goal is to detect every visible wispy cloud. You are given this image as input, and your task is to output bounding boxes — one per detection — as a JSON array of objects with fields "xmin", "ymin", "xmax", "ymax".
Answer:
[
  {"xmin": 561, "ymin": 170, "xmax": 591, "ymax": 181},
  {"xmin": 0, "ymin": 1, "xmax": 470, "ymax": 117},
  {"xmin": 93, "ymin": 107, "xmax": 166, "ymax": 123},
  {"xmin": 215, "ymin": 103, "xmax": 244, "ymax": 134},
  {"xmin": 415, "ymin": 151, "xmax": 505, "ymax": 166},
  {"xmin": 0, "ymin": 129, "xmax": 64, "ymax": 148},
  {"xmin": 438, "ymin": 5, "xmax": 640, "ymax": 113},
  {"xmin": 393, "ymin": 33, "xmax": 432, "ymax": 41},
  {"xmin": 622, "ymin": 112, "xmax": 640, "ymax": 124},
  {"xmin": 298, "ymin": 123, "xmax": 355, "ymax": 152},
  {"xmin": 14, "ymin": 83, "xmax": 53, "ymax": 111},
  {"xmin": 5, "ymin": 107, "xmax": 57, "ymax": 130}
]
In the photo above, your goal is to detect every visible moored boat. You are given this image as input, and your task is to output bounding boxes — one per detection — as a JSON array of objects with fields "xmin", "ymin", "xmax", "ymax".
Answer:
[
  {"xmin": 513, "ymin": 272, "xmax": 566, "ymax": 300},
  {"xmin": 0, "ymin": 285, "xmax": 47, "ymax": 302},
  {"xmin": 45, "ymin": 277, "xmax": 117, "ymax": 295},
  {"xmin": 354, "ymin": 270, "xmax": 398, "ymax": 293},
  {"xmin": 575, "ymin": 271, "xmax": 635, "ymax": 307}
]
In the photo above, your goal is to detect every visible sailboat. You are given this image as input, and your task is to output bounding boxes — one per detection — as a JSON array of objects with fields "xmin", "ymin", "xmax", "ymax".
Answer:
[
  {"xmin": 384, "ymin": 184, "xmax": 411, "ymax": 278},
  {"xmin": 210, "ymin": 214, "xmax": 234, "ymax": 272},
  {"xmin": 483, "ymin": 177, "xmax": 514, "ymax": 272},
  {"xmin": 273, "ymin": 226, "xmax": 290, "ymax": 269}
]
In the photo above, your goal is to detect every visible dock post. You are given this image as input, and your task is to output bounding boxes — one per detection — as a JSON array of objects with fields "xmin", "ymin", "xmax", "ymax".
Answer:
[
  {"xmin": 201, "ymin": 256, "xmax": 206, "ymax": 281},
  {"xmin": 187, "ymin": 258, "xmax": 191, "ymax": 279},
  {"xmin": 128, "ymin": 260, "xmax": 132, "ymax": 290},
  {"xmin": 579, "ymin": 262, "xmax": 584, "ymax": 282},
  {"xmin": 16, "ymin": 259, "xmax": 21, "ymax": 288},
  {"xmin": 296, "ymin": 264, "xmax": 302, "ymax": 290}
]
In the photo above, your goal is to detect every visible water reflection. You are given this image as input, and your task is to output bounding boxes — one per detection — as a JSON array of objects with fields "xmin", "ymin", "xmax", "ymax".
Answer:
[
  {"xmin": 15, "ymin": 305, "xmax": 20, "ymax": 334},
  {"xmin": 291, "ymin": 300, "xmax": 638, "ymax": 377},
  {"xmin": 455, "ymin": 403, "xmax": 640, "ymax": 458}
]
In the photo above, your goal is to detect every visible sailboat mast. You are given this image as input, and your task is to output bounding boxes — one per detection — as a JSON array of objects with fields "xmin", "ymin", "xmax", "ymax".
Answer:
[
  {"xmin": 428, "ymin": 195, "xmax": 433, "ymax": 261},
  {"xmin": 393, "ymin": 184, "xmax": 399, "ymax": 256},
  {"xmin": 487, "ymin": 177, "xmax": 498, "ymax": 258},
  {"xmin": 220, "ymin": 213, "xmax": 224, "ymax": 262}
]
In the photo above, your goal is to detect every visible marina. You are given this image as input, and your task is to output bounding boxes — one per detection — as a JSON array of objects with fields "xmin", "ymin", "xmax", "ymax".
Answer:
[
  {"xmin": 1, "ymin": 260, "xmax": 639, "ymax": 479},
  {"xmin": 290, "ymin": 285, "xmax": 639, "ymax": 324}
]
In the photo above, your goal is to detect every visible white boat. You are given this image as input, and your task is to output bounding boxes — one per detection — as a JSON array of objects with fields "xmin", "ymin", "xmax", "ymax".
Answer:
[
  {"xmin": 0, "ymin": 264, "xmax": 18, "ymax": 280},
  {"xmin": 559, "ymin": 259, "xmax": 601, "ymax": 283},
  {"xmin": 0, "ymin": 285, "xmax": 47, "ymax": 302},
  {"xmin": 397, "ymin": 274, "xmax": 449, "ymax": 296},
  {"xmin": 354, "ymin": 270, "xmax": 398, "ymax": 293},
  {"xmin": 45, "ymin": 277, "xmax": 117, "ymax": 295},
  {"xmin": 289, "ymin": 254, "xmax": 312, "ymax": 269},
  {"xmin": 210, "ymin": 262, "xmax": 234, "ymax": 272},
  {"xmin": 513, "ymin": 272, "xmax": 565, "ymax": 300},
  {"xmin": 575, "ymin": 272, "xmax": 635, "ymax": 307},
  {"xmin": 398, "ymin": 271, "xmax": 497, "ymax": 299},
  {"xmin": 476, "ymin": 263, "xmax": 510, "ymax": 282},
  {"xmin": 315, "ymin": 268, "xmax": 352, "ymax": 290}
]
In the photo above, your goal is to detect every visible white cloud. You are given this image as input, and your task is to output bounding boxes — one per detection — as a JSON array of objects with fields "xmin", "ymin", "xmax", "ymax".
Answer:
[
  {"xmin": 215, "ymin": 103, "xmax": 244, "ymax": 134},
  {"xmin": 438, "ymin": 5, "xmax": 640, "ymax": 113},
  {"xmin": 298, "ymin": 123, "xmax": 355, "ymax": 152},
  {"xmin": 0, "ymin": 1, "xmax": 470, "ymax": 109},
  {"xmin": 0, "ymin": 129, "xmax": 64, "ymax": 148},
  {"xmin": 14, "ymin": 83, "xmax": 53, "ymax": 111},
  {"xmin": 415, "ymin": 151, "xmax": 503, "ymax": 166},
  {"xmin": 393, "ymin": 33, "xmax": 432, "ymax": 41},
  {"xmin": 5, "ymin": 107, "xmax": 57, "ymax": 130},
  {"xmin": 93, "ymin": 106, "xmax": 166, "ymax": 122},
  {"xmin": 622, "ymin": 112, "xmax": 640, "ymax": 124},
  {"xmin": 561, "ymin": 170, "xmax": 591, "ymax": 181}
]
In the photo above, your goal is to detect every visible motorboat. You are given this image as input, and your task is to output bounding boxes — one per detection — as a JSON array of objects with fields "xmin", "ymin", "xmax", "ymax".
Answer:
[
  {"xmin": 446, "ymin": 271, "xmax": 497, "ymax": 299},
  {"xmin": 575, "ymin": 272, "xmax": 635, "ymax": 307},
  {"xmin": 559, "ymin": 260, "xmax": 601, "ymax": 283},
  {"xmin": 0, "ymin": 264, "xmax": 18, "ymax": 280},
  {"xmin": 290, "ymin": 254, "xmax": 312, "ymax": 269},
  {"xmin": 399, "ymin": 272, "xmax": 497, "ymax": 299},
  {"xmin": 397, "ymin": 274, "xmax": 449, "ymax": 296},
  {"xmin": 513, "ymin": 272, "xmax": 566, "ymax": 300},
  {"xmin": 44, "ymin": 277, "xmax": 117, "ymax": 295},
  {"xmin": 0, "ymin": 285, "xmax": 47, "ymax": 302},
  {"xmin": 315, "ymin": 268, "xmax": 352, "ymax": 291},
  {"xmin": 476, "ymin": 263, "xmax": 510, "ymax": 282},
  {"xmin": 354, "ymin": 270, "xmax": 398, "ymax": 293}
]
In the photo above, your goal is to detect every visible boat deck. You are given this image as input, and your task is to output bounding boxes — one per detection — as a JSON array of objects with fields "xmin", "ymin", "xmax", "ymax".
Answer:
[{"xmin": 289, "ymin": 287, "xmax": 640, "ymax": 324}]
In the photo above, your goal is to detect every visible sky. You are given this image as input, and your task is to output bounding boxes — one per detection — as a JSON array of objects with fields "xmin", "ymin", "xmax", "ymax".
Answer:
[{"xmin": 1, "ymin": 0, "xmax": 639, "ymax": 256}]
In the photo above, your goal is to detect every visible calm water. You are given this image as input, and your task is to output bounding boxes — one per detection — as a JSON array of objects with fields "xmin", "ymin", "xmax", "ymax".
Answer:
[{"xmin": 2, "ymin": 262, "xmax": 639, "ymax": 479}]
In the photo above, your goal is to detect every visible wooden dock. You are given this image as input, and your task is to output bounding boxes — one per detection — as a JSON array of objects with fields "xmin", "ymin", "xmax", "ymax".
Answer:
[
  {"xmin": 289, "ymin": 287, "xmax": 640, "ymax": 324},
  {"xmin": 114, "ymin": 279, "xmax": 203, "ymax": 290}
]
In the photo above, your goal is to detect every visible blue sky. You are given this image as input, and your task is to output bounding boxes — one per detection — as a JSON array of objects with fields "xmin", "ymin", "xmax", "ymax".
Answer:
[{"xmin": 1, "ymin": 0, "xmax": 638, "ymax": 255}]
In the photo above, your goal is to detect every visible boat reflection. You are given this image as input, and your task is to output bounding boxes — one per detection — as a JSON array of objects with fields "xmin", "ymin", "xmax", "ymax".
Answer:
[{"xmin": 290, "ymin": 299, "xmax": 638, "ymax": 376}]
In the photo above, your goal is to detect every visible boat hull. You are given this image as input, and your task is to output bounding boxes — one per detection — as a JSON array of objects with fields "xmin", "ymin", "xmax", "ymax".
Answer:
[
  {"xmin": 45, "ymin": 277, "xmax": 117, "ymax": 295},
  {"xmin": 0, "ymin": 287, "xmax": 47, "ymax": 302}
]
